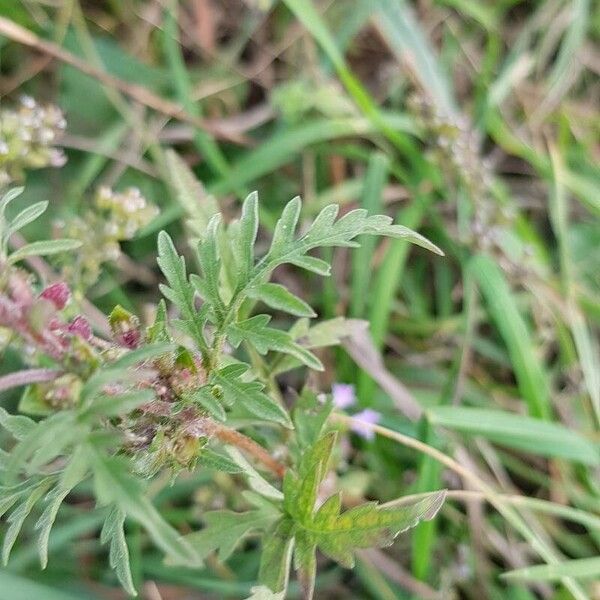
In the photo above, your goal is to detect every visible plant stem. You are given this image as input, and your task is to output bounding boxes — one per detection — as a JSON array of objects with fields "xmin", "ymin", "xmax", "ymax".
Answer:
[
  {"xmin": 211, "ymin": 423, "xmax": 286, "ymax": 478},
  {"xmin": 0, "ymin": 368, "xmax": 62, "ymax": 393}
]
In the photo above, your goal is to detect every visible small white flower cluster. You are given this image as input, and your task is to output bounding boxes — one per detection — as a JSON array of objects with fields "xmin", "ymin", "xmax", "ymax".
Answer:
[
  {"xmin": 0, "ymin": 96, "xmax": 67, "ymax": 185},
  {"xmin": 410, "ymin": 94, "xmax": 531, "ymax": 273},
  {"xmin": 95, "ymin": 186, "xmax": 158, "ymax": 240},
  {"xmin": 56, "ymin": 186, "xmax": 158, "ymax": 287}
]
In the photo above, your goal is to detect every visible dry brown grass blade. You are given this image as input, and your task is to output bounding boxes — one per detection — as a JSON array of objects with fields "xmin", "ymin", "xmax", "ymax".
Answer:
[
  {"xmin": 342, "ymin": 327, "xmax": 424, "ymax": 421},
  {"xmin": 0, "ymin": 16, "xmax": 246, "ymax": 144}
]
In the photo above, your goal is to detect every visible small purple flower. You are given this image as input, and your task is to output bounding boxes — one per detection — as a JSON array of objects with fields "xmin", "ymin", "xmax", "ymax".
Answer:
[
  {"xmin": 351, "ymin": 408, "xmax": 381, "ymax": 441},
  {"xmin": 40, "ymin": 282, "xmax": 70, "ymax": 310},
  {"xmin": 67, "ymin": 315, "xmax": 92, "ymax": 340},
  {"xmin": 331, "ymin": 383, "xmax": 356, "ymax": 409}
]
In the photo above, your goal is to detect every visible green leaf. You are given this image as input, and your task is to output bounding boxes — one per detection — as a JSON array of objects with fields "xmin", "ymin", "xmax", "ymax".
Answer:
[
  {"xmin": 0, "ymin": 406, "xmax": 36, "ymax": 440},
  {"xmin": 283, "ymin": 433, "xmax": 446, "ymax": 578},
  {"xmin": 245, "ymin": 198, "xmax": 442, "ymax": 307},
  {"xmin": 196, "ymin": 447, "xmax": 244, "ymax": 473},
  {"xmin": 157, "ymin": 231, "xmax": 207, "ymax": 352},
  {"xmin": 6, "ymin": 201, "xmax": 48, "ymax": 235},
  {"xmin": 28, "ymin": 413, "xmax": 81, "ymax": 474},
  {"xmin": 225, "ymin": 447, "xmax": 283, "ymax": 500},
  {"xmin": 293, "ymin": 528, "xmax": 317, "ymax": 600},
  {"xmin": 283, "ymin": 432, "xmax": 336, "ymax": 522},
  {"xmin": 292, "ymin": 389, "xmax": 334, "ymax": 449},
  {"xmin": 273, "ymin": 318, "xmax": 367, "ymax": 375},
  {"xmin": 87, "ymin": 446, "xmax": 199, "ymax": 566},
  {"xmin": 293, "ymin": 317, "xmax": 367, "ymax": 349},
  {"xmin": 248, "ymin": 283, "xmax": 316, "ymax": 318},
  {"xmin": 287, "ymin": 255, "xmax": 331, "ymax": 276},
  {"xmin": 228, "ymin": 315, "xmax": 323, "ymax": 371},
  {"xmin": 235, "ymin": 192, "xmax": 259, "ymax": 288},
  {"xmin": 502, "ymin": 557, "xmax": 600, "ymax": 582},
  {"xmin": 0, "ymin": 187, "xmax": 24, "ymax": 218},
  {"xmin": 427, "ymin": 406, "xmax": 599, "ymax": 465},
  {"xmin": 211, "ymin": 364, "xmax": 292, "ymax": 427},
  {"xmin": 190, "ymin": 386, "xmax": 227, "ymax": 421},
  {"xmin": 18, "ymin": 384, "xmax": 52, "ymax": 416},
  {"xmin": 258, "ymin": 519, "xmax": 295, "ymax": 595},
  {"xmin": 146, "ymin": 300, "xmax": 171, "ymax": 344},
  {"xmin": 80, "ymin": 389, "xmax": 155, "ymax": 420},
  {"xmin": 8, "ymin": 239, "xmax": 82, "ymax": 264},
  {"xmin": 100, "ymin": 506, "xmax": 137, "ymax": 596},
  {"xmin": 3, "ymin": 412, "xmax": 77, "ymax": 485},
  {"xmin": 0, "ymin": 482, "xmax": 36, "ymax": 520},
  {"xmin": 268, "ymin": 196, "xmax": 302, "ymax": 258},
  {"xmin": 185, "ymin": 503, "xmax": 280, "ymax": 562},
  {"xmin": 223, "ymin": 195, "xmax": 440, "ymax": 321},
  {"xmin": 2, "ymin": 479, "xmax": 53, "ymax": 565},
  {"xmin": 307, "ymin": 490, "xmax": 445, "ymax": 568},
  {"xmin": 36, "ymin": 451, "xmax": 89, "ymax": 568},
  {"xmin": 193, "ymin": 214, "xmax": 225, "ymax": 321}
]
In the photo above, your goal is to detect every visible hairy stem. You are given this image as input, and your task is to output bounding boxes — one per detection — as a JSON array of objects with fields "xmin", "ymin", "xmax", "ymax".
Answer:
[
  {"xmin": 211, "ymin": 423, "xmax": 286, "ymax": 478},
  {"xmin": 0, "ymin": 368, "xmax": 63, "ymax": 393}
]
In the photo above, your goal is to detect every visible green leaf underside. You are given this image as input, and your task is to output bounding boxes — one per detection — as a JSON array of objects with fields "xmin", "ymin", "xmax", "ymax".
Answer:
[
  {"xmin": 228, "ymin": 315, "xmax": 323, "ymax": 371},
  {"xmin": 248, "ymin": 282, "xmax": 315, "ymax": 317},
  {"xmin": 185, "ymin": 503, "xmax": 280, "ymax": 562},
  {"xmin": 88, "ymin": 447, "xmax": 199, "ymax": 566},
  {"xmin": 9, "ymin": 239, "xmax": 82, "ymax": 264},
  {"xmin": 100, "ymin": 506, "xmax": 137, "ymax": 596}
]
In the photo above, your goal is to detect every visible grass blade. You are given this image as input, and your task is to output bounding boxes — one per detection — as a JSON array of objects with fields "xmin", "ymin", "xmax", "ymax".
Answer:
[{"xmin": 469, "ymin": 254, "xmax": 551, "ymax": 419}]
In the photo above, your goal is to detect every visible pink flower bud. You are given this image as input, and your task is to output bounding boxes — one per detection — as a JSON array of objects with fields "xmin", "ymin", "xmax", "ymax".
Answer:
[
  {"xmin": 109, "ymin": 305, "xmax": 141, "ymax": 348},
  {"xmin": 120, "ymin": 329, "xmax": 140, "ymax": 349},
  {"xmin": 67, "ymin": 315, "xmax": 92, "ymax": 340},
  {"xmin": 40, "ymin": 282, "xmax": 70, "ymax": 310}
]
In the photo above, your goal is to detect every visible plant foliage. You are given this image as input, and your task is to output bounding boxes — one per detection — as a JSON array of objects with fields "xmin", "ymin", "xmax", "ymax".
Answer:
[{"xmin": 0, "ymin": 169, "xmax": 444, "ymax": 598}]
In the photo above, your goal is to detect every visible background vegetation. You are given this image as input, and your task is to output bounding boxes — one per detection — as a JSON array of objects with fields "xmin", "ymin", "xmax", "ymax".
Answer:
[{"xmin": 0, "ymin": 0, "xmax": 599, "ymax": 598}]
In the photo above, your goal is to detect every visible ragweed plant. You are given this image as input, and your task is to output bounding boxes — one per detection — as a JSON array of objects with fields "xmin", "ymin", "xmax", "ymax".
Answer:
[{"xmin": 0, "ymin": 155, "xmax": 445, "ymax": 598}]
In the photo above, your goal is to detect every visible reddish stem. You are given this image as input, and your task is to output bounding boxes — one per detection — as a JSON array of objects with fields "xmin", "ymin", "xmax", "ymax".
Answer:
[
  {"xmin": 0, "ymin": 368, "xmax": 62, "ymax": 393},
  {"xmin": 211, "ymin": 424, "xmax": 286, "ymax": 479}
]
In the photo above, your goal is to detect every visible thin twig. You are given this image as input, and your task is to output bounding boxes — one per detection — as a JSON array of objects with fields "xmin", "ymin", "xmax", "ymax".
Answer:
[
  {"xmin": 0, "ymin": 16, "xmax": 245, "ymax": 144},
  {"xmin": 0, "ymin": 368, "xmax": 62, "ymax": 393}
]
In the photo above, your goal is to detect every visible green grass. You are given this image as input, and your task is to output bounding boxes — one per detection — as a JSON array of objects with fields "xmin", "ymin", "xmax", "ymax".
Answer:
[{"xmin": 1, "ymin": 0, "xmax": 599, "ymax": 598}]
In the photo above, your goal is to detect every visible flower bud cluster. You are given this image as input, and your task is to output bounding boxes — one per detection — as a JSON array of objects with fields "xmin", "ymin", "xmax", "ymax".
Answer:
[
  {"xmin": 88, "ymin": 303, "xmax": 210, "ymax": 476},
  {"xmin": 55, "ymin": 186, "xmax": 158, "ymax": 287},
  {"xmin": 409, "ymin": 94, "xmax": 527, "ymax": 273},
  {"xmin": 0, "ymin": 274, "xmax": 97, "ymax": 410},
  {"xmin": 95, "ymin": 186, "xmax": 158, "ymax": 240},
  {"xmin": 129, "ymin": 351, "xmax": 209, "ymax": 475},
  {"xmin": 0, "ymin": 96, "xmax": 67, "ymax": 185}
]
